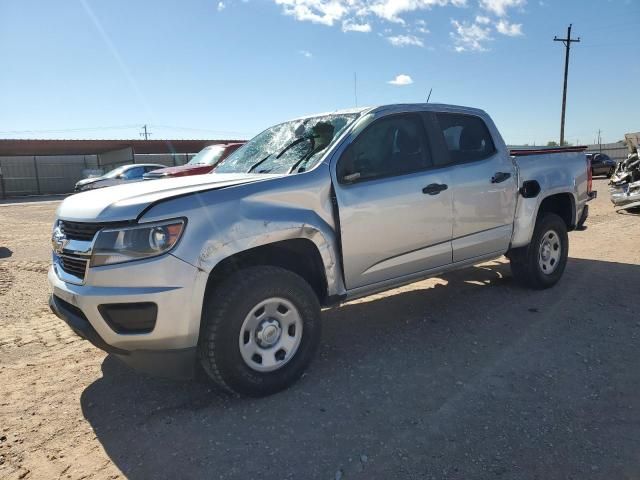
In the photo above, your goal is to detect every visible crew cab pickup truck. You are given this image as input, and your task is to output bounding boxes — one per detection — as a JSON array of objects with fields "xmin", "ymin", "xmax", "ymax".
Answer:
[{"xmin": 49, "ymin": 104, "xmax": 595, "ymax": 396}]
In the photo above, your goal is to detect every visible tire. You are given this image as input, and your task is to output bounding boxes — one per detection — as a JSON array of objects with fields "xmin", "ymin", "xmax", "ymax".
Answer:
[
  {"xmin": 509, "ymin": 213, "xmax": 569, "ymax": 290},
  {"xmin": 607, "ymin": 167, "xmax": 614, "ymax": 178},
  {"xmin": 198, "ymin": 266, "xmax": 321, "ymax": 397}
]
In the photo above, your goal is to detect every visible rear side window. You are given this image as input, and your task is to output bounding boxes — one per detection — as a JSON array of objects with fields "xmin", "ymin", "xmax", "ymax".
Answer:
[
  {"xmin": 122, "ymin": 166, "xmax": 145, "ymax": 179},
  {"xmin": 436, "ymin": 113, "xmax": 496, "ymax": 164},
  {"xmin": 338, "ymin": 114, "xmax": 433, "ymax": 183}
]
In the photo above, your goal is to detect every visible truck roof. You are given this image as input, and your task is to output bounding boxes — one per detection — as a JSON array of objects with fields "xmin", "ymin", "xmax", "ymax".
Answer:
[{"xmin": 291, "ymin": 103, "xmax": 488, "ymax": 122}]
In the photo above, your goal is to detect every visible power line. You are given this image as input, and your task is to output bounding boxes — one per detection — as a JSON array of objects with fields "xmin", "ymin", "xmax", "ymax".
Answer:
[
  {"xmin": 0, "ymin": 125, "xmax": 139, "ymax": 135},
  {"xmin": 554, "ymin": 23, "xmax": 580, "ymax": 146}
]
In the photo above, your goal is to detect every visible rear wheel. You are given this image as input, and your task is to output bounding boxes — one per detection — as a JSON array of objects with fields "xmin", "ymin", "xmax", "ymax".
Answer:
[
  {"xmin": 509, "ymin": 213, "xmax": 569, "ymax": 289},
  {"xmin": 198, "ymin": 266, "xmax": 321, "ymax": 397}
]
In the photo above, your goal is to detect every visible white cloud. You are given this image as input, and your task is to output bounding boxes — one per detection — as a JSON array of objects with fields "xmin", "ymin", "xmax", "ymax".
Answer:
[
  {"xmin": 450, "ymin": 19, "xmax": 492, "ymax": 52},
  {"xmin": 273, "ymin": 0, "xmax": 468, "ymax": 26},
  {"xmin": 342, "ymin": 20, "xmax": 372, "ymax": 32},
  {"xmin": 388, "ymin": 74, "xmax": 414, "ymax": 85},
  {"xmin": 386, "ymin": 34, "xmax": 424, "ymax": 47},
  {"xmin": 479, "ymin": 0, "xmax": 525, "ymax": 17},
  {"xmin": 275, "ymin": 0, "xmax": 347, "ymax": 26},
  {"xmin": 225, "ymin": 1, "xmax": 525, "ymax": 52},
  {"xmin": 299, "ymin": 49, "xmax": 313, "ymax": 58},
  {"xmin": 495, "ymin": 19, "xmax": 523, "ymax": 36}
]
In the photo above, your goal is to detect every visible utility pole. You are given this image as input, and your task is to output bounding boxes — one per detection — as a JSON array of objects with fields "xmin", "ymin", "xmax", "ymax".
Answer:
[
  {"xmin": 140, "ymin": 124, "xmax": 152, "ymax": 140},
  {"xmin": 554, "ymin": 24, "xmax": 580, "ymax": 147},
  {"xmin": 597, "ymin": 129, "xmax": 602, "ymax": 153}
]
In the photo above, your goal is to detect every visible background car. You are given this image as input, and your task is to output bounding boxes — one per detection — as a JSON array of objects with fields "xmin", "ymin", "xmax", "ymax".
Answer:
[
  {"xmin": 143, "ymin": 143, "xmax": 245, "ymax": 180},
  {"xmin": 74, "ymin": 164, "xmax": 165, "ymax": 192},
  {"xmin": 586, "ymin": 152, "xmax": 616, "ymax": 177}
]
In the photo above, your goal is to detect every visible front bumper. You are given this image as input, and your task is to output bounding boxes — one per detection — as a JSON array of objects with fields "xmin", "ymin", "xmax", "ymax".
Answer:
[{"xmin": 48, "ymin": 254, "xmax": 207, "ymax": 378}]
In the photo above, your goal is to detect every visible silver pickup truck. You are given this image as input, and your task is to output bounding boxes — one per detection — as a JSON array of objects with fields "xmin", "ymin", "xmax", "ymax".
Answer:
[{"xmin": 49, "ymin": 104, "xmax": 595, "ymax": 396}]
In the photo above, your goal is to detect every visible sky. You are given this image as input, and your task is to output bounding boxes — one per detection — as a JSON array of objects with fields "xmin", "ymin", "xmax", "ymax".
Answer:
[{"xmin": 0, "ymin": 0, "xmax": 637, "ymax": 145}]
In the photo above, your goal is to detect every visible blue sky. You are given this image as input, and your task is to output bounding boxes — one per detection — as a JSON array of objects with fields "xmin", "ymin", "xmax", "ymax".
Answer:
[{"xmin": 0, "ymin": 0, "xmax": 637, "ymax": 145}]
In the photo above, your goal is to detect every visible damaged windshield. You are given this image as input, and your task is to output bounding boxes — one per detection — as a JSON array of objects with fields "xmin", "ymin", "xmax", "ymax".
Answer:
[{"xmin": 214, "ymin": 113, "xmax": 359, "ymax": 175}]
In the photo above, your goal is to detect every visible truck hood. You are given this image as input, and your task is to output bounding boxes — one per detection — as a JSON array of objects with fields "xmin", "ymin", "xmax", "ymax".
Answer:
[{"xmin": 57, "ymin": 173, "xmax": 281, "ymax": 222}]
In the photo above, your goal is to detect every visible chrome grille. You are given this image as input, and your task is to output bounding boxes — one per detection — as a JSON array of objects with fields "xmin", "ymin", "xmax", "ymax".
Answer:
[{"xmin": 58, "ymin": 253, "xmax": 89, "ymax": 279}]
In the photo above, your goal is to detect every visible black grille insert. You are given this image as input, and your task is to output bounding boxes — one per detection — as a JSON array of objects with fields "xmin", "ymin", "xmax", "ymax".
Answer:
[
  {"xmin": 60, "ymin": 221, "xmax": 104, "ymax": 241},
  {"xmin": 58, "ymin": 254, "xmax": 88, "ymax": 279}
]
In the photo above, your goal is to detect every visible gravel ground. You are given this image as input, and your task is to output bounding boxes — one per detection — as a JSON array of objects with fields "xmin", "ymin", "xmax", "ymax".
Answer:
[{"xmin": 1, "ymin": 178, "xmax": 639, "ymax": 480}]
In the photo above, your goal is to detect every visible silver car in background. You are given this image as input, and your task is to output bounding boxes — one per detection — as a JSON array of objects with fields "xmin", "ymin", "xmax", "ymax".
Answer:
[{"xmin": 74, "ymin": 163, "xmax": 166, "ymax": 192}]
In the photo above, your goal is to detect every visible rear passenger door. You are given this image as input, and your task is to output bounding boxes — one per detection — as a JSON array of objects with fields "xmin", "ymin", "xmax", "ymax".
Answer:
[
  {"xmin": 433, "ymin": 112, "xmax": 517, "ymax": 263},
  {"xmin": 333, "ymin": 113, "xmax": 453, "ymax": 291}
]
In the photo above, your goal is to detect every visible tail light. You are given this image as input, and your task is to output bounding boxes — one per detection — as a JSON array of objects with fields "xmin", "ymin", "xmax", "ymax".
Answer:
[{"xmin": 586, "ymin": 156, "xmax": 593, "ymax": 194}]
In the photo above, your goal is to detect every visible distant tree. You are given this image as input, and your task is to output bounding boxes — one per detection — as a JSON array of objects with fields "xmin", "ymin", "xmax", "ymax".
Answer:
[{"xmin": 546, "ymin": 140, "xmax": 572, "ymax": 147}]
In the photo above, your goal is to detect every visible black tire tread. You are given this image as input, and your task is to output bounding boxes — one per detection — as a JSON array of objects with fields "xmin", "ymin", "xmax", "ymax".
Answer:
[
  {"xmin": 198, "ymin": 265, "xmax": 320, "ymax": 396},
  {"xmin": 509, "ymin": 212, "xmax": 568, "ymax": 290}
]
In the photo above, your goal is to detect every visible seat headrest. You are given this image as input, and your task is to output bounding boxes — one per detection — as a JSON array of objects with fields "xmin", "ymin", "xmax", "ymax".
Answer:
[
  {"xmin": 459, "ymin": 126, "xmax": 483, "ymax": 150},
  {"xmin": 395, "ymin": 128, "xmax": 420, "ymax": 154}
]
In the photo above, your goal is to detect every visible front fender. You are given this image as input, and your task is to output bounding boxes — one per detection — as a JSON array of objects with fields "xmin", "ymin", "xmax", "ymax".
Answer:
[
  {"xmin": 142, "ymin": 168, "xmax": 346, "ymax": 298},
  {"xmin": 195, "ymin": 216, "xmax": 345, "ymax": 297}
]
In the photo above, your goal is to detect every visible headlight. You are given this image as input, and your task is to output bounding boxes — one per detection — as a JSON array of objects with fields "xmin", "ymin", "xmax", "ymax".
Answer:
[{"xmin": 91, "ymin": 219, "xmax": 186, "ymax": 267}]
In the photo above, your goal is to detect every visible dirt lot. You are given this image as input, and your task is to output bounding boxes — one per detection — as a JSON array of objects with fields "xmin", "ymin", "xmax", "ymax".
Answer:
[{"xmin": 1, "ymin": 178, "xmax": 639, "ymax": 480}]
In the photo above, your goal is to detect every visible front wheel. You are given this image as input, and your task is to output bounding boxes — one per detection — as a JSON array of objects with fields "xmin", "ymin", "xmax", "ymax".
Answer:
[
  {"xmin": 509, "ymin": 213, "xmax": 569, "ymax": 289},
  {"xmin": 198, "ymin": 266, "xmax": 321, "ymax": 397}
]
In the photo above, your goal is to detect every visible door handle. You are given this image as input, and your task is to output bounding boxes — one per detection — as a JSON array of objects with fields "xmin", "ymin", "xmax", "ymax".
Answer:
[
  {"xmin": 491, "ymin": 172, "xmax": 511, "ymax": 183},
  {"xmin": 422, "ymin": 183, "xmax": 448, "ymax": 195}
]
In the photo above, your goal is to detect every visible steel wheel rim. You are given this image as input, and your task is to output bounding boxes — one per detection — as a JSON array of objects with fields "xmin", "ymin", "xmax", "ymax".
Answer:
[
  {"xmin": 239, "ymin": 297, "xmax": 303, "ymax": 372},
  {"xmin": 538, "ymin": 229, "xmax": 561, "ymax": 275}
]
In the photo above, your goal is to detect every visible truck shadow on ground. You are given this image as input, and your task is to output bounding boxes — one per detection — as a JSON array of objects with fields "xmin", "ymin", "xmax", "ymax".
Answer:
[{"xmin": 81, "ymin": 257, "xmax": 640, "ymax": 480}]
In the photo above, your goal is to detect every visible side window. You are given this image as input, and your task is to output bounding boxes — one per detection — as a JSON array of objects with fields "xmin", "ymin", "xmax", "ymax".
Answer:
[
  {"xmin": 338, "ymin": 114, "xmax": 432, "ymax": 182},
  {"xmin": 436, "ymin": 113, "xmax": 496, "ymax": 164},
  {"xmin": 122, "ymin": 167, "xmax": 144, "ymax": 179}
]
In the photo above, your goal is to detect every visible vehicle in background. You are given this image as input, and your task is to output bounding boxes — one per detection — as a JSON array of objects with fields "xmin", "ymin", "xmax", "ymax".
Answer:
[
  {"xmin": 143, "ymin": 143, "xmax": 245, "ymax": 180},
  {"xmin": 74, "ymin": 164, "xmax": 165, "ymax": 192},
  {"xmin": 50, "ymin": 104, "xmax": 595, "ymax": 397},
  {"xmin": 610, "ymin": 151, "xmax": 640, "ymax": 208},
  {"xmin": 587, "ymin": 152, "xmax": 616, "ymax": 177}
]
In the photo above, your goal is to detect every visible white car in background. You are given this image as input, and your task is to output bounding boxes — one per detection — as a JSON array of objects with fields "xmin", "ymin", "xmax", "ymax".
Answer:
[{"xmin": 74, "ymin": 164, "xmax": 166, "ymax": 192}]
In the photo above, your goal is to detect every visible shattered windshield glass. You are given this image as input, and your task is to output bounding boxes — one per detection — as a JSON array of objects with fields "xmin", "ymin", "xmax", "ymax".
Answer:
[{"xmin": 214, "ymin": 113, "xmax": 359, "ymax": 175}]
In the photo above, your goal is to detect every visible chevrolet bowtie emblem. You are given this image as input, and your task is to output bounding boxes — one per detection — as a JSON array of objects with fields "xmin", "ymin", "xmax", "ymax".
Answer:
[{"xmin": 51, "ymin": 225, "xmax": 68, "ymax": 254}]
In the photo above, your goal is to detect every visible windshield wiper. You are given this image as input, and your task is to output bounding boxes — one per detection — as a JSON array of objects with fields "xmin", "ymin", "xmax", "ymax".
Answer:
[
  {"xmin": 246, "ymin": 137, "xmax": 312, "ymax": 174},
  {"xmin": 246, "ymin": 154, "xmax": 272, "ymax": 173}
]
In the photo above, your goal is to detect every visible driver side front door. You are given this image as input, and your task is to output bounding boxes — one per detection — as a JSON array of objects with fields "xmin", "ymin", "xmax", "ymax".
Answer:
[{"xmin": 332, "ymin": 113, "xmax": 454, "ymax": 291}]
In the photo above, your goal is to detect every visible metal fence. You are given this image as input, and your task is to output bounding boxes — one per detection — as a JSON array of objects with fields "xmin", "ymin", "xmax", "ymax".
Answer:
[
  {"xmin": 0, "ymin": 153, "xmax": 195, "ymax": 198},
  {"xmin": 585, "ymin": 143, "xmax": 630, "ymax": 163}
]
